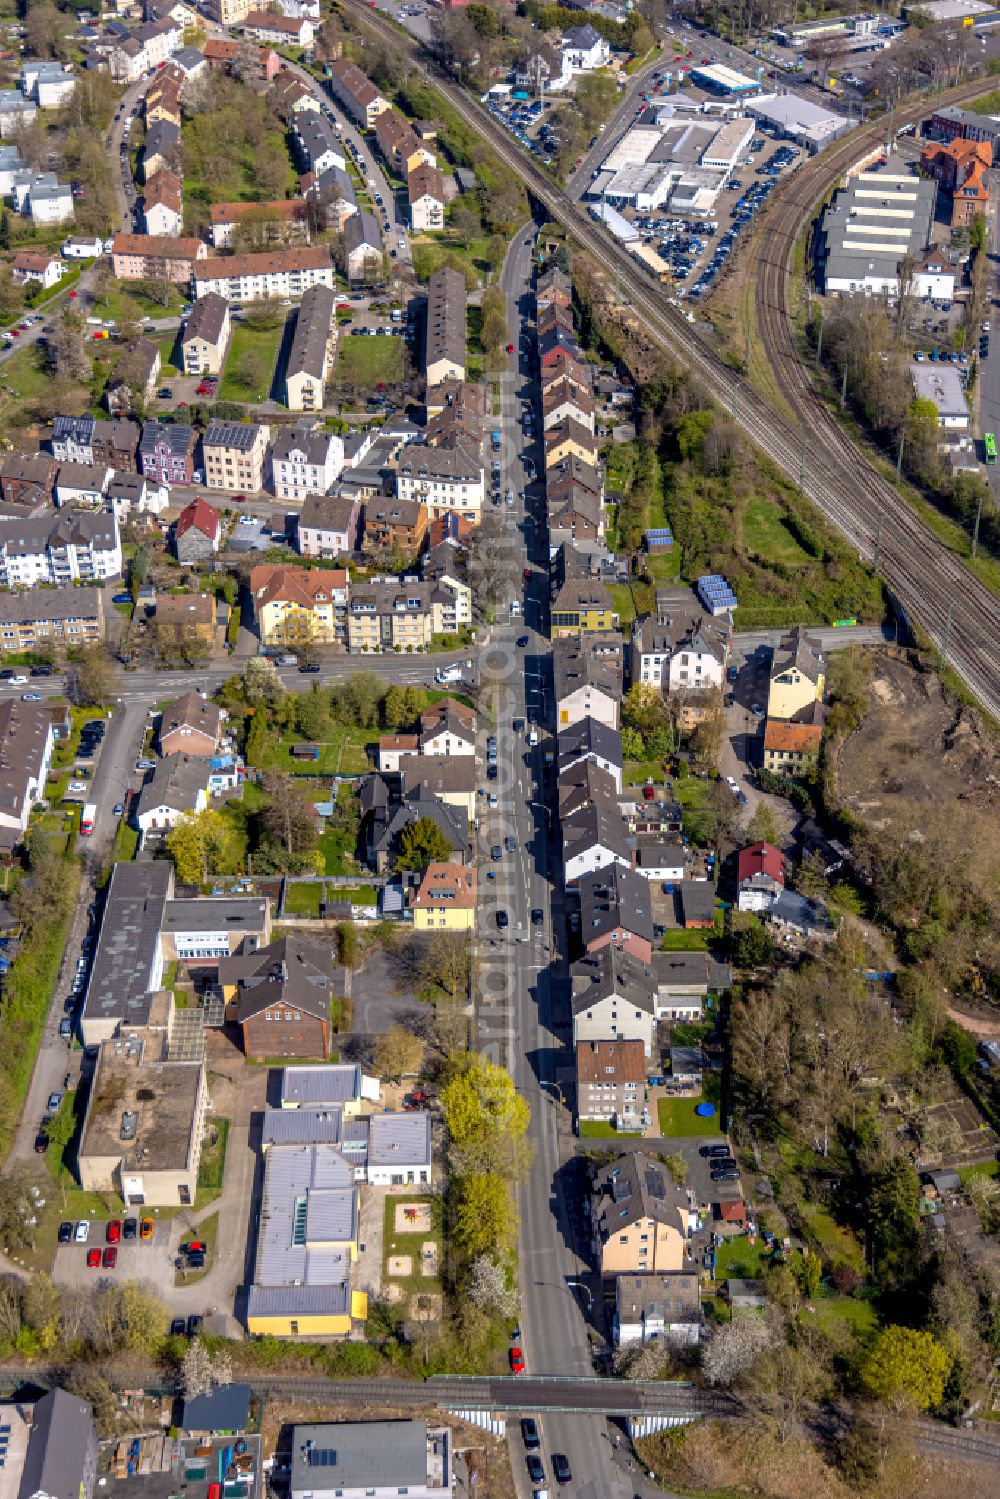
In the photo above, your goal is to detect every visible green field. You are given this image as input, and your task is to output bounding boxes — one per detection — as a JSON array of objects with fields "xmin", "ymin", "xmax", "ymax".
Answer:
[
  {"xmin": 262, "ymin": 725, "xmax": 371, "ymax": 775},
  {"xmin": 657, "ymin": 1095, "xmax": 724, "ymax": 1136},
  {"xmin": 336, "ymin": 334, "xmax": 403, "ymax": 392},
  {"xmin": 662, "ymin": 929, "xmax": 711, "ymax": 951},
  {"xmin": 382, "ymin": 1195, "xmax": 443, "ymax": 1298},
  {"xmin": 713, "ymin": 1235, "xmax": 770, "ymax": 1282},
  {"xmin": 284, "ymin": 880, "xmax": 324, "ymax": 917},
  {"xmin": 196, "ymin": 1117, "xmax": 229, "ymax": 1201},
  {"xmin": 743, "ymin": 497, "xmax": 812, "ymax": 567},
  {"xmin": 218, "ymin": 320, "xmax": 285, "ymax": 403},
  {"xmin": 92, "ymin": 285, "xmax": 185, "ymax": 321}
]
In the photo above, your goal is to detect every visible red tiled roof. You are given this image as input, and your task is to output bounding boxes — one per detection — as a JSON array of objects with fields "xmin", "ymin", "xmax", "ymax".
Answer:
[
  {"xmin": 736, "ymin": 841, "xmax": 786, "ymax": 886},
  {"xmin": 763, "ymin": 720, "xmax": 823, "ymax": 754},
  {"xmin": 176, "ymin": 497, "xmax": 220, "ymax": 541}
]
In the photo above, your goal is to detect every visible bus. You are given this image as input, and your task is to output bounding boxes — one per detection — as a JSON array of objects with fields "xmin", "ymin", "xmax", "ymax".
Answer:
[
  {"xmin": 985, "ymin": 432, "xmax": 997, "ymax": 465},
  {"xmin": 80, "ymin": 803, "xmax": 96, "ymax": 837}
]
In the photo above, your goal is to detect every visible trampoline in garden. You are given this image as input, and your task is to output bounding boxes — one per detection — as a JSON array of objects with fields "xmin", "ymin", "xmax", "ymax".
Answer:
[{"xmin": 695, "ymin": 1102, "xmax": 716, "ymax": 1117}]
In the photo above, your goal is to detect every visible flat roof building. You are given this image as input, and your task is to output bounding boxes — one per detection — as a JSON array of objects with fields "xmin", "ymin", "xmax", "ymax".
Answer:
[
  {"xmin": 747, "ymin": 92, "xmax": 851, "ymax": 151},
  {"xmin": 289, "ymin": 1421, "xmax": 451, "ymax": 1499}
]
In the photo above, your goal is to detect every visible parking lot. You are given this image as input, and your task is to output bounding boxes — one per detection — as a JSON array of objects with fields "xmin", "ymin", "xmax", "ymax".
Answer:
[
  {"xmin": 52, "ymin": 1215, "xmax": 170, "ymax": 1288},
  {"xmin": 485, "ymin": 92, "xmax": 570, "ymax": 167}
]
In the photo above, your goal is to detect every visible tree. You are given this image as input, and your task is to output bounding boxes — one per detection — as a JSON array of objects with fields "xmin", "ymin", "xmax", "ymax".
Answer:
[
  {"xmin": 231, "ymin": 36, "xmax": 261, "ymax": 87},
  {"xmin": 747, "ymin": 802, "xmax": 778, "ymax": 847},
  {"xmin": 442, "ymin": 1053, "xmax": 531, "ymax": 1178},
  {"xmin": 130, "ymin": 544, "xmax": 150, "ymax": 601},
  {"xmin": 243, "ymin": 709, "xmax": 269, "ymax": 768},
  {"xmin": 242, "ymin": 655, "xmax": 283, "ymax": 706},
  {"xmin": 467, "ymin": 1254, "xmax": 519, "ymax": 1316},
  {"xmin": 68, "ymin": 646, "xmax": 118, "ymax": 708},
  {"xmin": 167, "ymin": 809, "xmax": 241, "ymax": 885},
  {"xmin": 47, "ymin": 315, "xmax": 91, "ymax": 382},
  {"xmin": 689, "ymin": 695, "xmax": 726, "ymax": 774},
  {"xmin": 43, "ymin": 1103, "xmax": 76, "ymax": 1158},
  {"xmin": 861, "ymin": 1325, "xmax": 951, "ymax": 1410},
  {"xmin": 397, "ymin": 817, "xmax": 454, "ymax": 871},
  {"xmin": 233, "ymin": 349, "xmax": 266, "ymax": 395},
  {"xmin": 181, "ymin": 1338, "xmax": 233, "ymax": 1397},
  {"xmin": 702, "ymin": 1311, "xmax": 780, "ymax": 1386},
  {"xmin": 793, "ymin": 1250, "xmax": 823, "ymax": 1301},
  {"xmin": 24, "ymin": 2, "xmax": 64, "ymax": 59},
  {"xmin": 373, "ymin": 1023, "xmax": 425, "ymax": 1082},
  {"xmin": 381, "ymin": 683, "xmax": 422, "ymax": 731},
  {"xmin": 730, "ymin": 913, "xmax": 774, "ymax": 969},
  {"xmin": 20, "ymin": 1273, "xmax": 62, "ymax": 1351},
  {"xmin": 261, "ymin": 770, "xmax": 319, "ymax": 860},
  {"xmin": 87, "ymin": 1280, "xmax": 168, "ymax": 1356},
  {"xmin": 295, "ymin": 684, "xmax": 330, "ymax": 741},
  {"xmin": 453, "ymin": 1172, "xmax": 516, "ymax": 1259}
]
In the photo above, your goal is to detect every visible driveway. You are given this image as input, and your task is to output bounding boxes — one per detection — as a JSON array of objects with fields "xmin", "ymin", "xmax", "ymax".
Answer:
[{"xmin": 349, "ymin": 948, "xmax": 425, "ymax": 1038}]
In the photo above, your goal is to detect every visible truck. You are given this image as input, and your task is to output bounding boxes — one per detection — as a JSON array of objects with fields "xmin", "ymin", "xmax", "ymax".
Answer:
[
  {"xmin": 80, "ymin": 803, "xmax": 96, "ymax": 837},
  {"xmin": 491, "ymin": 429, "xmax": 502, "ymax": 452}
]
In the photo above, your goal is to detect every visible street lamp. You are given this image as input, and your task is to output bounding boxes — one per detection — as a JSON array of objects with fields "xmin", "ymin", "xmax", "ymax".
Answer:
[
  {"xmin": 540, "ymin": 1080, "xmax": 563, "ymax": 1105},
  {"xmin": 566, "ymin": 1280, "xmax": 592, "ymax": 1311}
]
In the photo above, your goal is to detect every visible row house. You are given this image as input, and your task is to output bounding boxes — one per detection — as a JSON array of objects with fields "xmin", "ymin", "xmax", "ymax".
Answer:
[
  {"xmin": 572, "ymin": 946, "xmax": 656, "ymax": 1057},
  {"xmin": 545, "ymin": 415, "xmax": 598, "ymax": 471},
  {"xmin": 0, "ymin": 452, "xmax": 57, "ymax": 509},
  {"xmin": 141, "ymin": 119, "xmax": 181, "ymax": 182},
  {"xmin": 107, "ymin": 472, "xmax": 170, "ymax": 524},
  {"xmin": 328, "ymin": 57, "xmax": 389, "ymax": 128},
  {"xmin": 104, "ymin": 338, "xmax": 161, "ymax": 416},
  {"xmin": 0, "ymin": 586, "xmax": 104, "ymax": 655},
  {"xmin": 111, "ymin": 233, "xmax": 207, "ymax": 283},
  {"xmin": 543, "ymin": 374, "xmax": 595, "ymax": 433},
  {"xmin": 51, "ymin": 415, "xmax": 139, "ymax": 472},
  {"xmin": 295, "ymin": 491, "xmax": 360, "ymax": 558},
  {"xmin": 193, "ymin": 247, "xmax": 334, "ymax": 304},
  {"xmin": 272, "ymin": 424, "xmax": 344, "ymax": 503},
  {"xmin": 425, "ymin": 266, "xmax": 467, "ymax": 386},
  {"xmin": 395, "ymin": 440, "xmax": 483, "ymax": 523},
  {"xmin": 250, "ymin": 564, "xmax": 349, "ymax": 647},
  {"xmin": 551, "ymin": 576, "xmax": 616, "ymax": 638},
  {"xmin": 139, "ymin": 421, "xmax": 197, "ymax": 486},
  {"xmin": 143, "ymin": 168, "xmax": 183, "ymax": 237},
  {"xmin": 554, "ymin": 635, "xmax": 621, "ymax": 731},
  {"xmin": 55, "ymin": 463, "xmax": 113, "ymax": 508},
  {"xmin": 203, "ymin": 36, "xmax": 281, "ymax": 79},
  {"xmin": 295, "ymin": 113, "xmax": 346, "ymax": 179},
  {"xmin": 408, "ymin": 163, "xmax": 445, "ymax": 232},
  {"xmin": 362, "ymin": 499, "xmax": 428, "ymax": 560},
  {"xmin": 374, "ymin": 108, "xmax": 434, "ymax": 178},
  {"xmin": 202, "ymin": 420, "xmax": 271, "ymax": 494},
  {"xmin": 269, "ymin": 69, "xmax": 320, "ymax": 116},
  {"xmin": 0, "ymin": 699, "xmax": 55, "ymax": 851},
  {"xmin": 243, "ymin": 11, "xmax": 314, "ymax": 47},
  {"xmin": 343, "ymin": 212, "xmax": 382, "ymax": 281},
  {"xmin": 346, "ymin": 576, "xmax": 471, "ymax": 654},
  {"xmin": 0, "ymin": 512, "xmax": 122, "ymax": 588}
]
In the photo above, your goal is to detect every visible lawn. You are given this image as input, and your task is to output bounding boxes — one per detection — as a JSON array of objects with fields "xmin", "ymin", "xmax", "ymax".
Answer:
[
  {"xmin": 92, "ymin": 284, "xmax": 184, "ymax": 321},
  {"xmin": 0, "ymin": 342, "xmax": 100, "ymax": 430},
  {"xmin": 218, "ymin": 320, "xmax": 284, "ymax": 403},
  {"xmin": 284, "ymin": 880, "xmax": 324, "ymax": 917},
  {"xmin": 262, "ymin": 725, "xmax": 371, "ymax": 775},
  {"xmin": 410, "ymin": 235, "xmax": 489, "ymax": 285},
  {"xmin": 959, "ymin": 1159, "xmax": 1000, "ymax": 1184},
  {"xmin": 658, "ymin": 1094, "xmax": 724, "ymax": 1136},
  {"xmin": 743, "ymin": 497, "xmax": 812, "ymax": 568},
  {"xmin": 112, "ymin": 818, "xmax": 139, "ymax": 863},
  {"xmin": 196, "ymin": 1117, "xmax": 229, "ymax": 1203},
  {"xmin": 336, "ymin": 334, "xmax": 403, "ymax": 393},
  {"xmin": 662, "ymin": 929, "xmax": 711, "ymax": 951},
  {"xmin": 713, "ymin": 1235, "xmax": 771, "ymax": 1282},
  {"xmin": 798, "ymin": 1202, "xmax": 865, "ymax": 1272},
  {"xmin": 382, "ymin": 1194, "xmax": 443, "ymax": 1298},
  {"xmin": 803, "ymin": 1294, "xmax": 878, "ymax": 1340},
  {"xmin": 610, "ymin": 583, "xmax": 637, "ymax": 627},
  {"xmin": 317, "ymin": 822, "xmax": 353, "ymax": 875}
]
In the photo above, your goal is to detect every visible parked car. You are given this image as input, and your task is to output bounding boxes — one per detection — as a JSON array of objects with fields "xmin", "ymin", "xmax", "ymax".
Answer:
[
  {"xmin": 140, "ymin": 1217, "xmax": 154, "ymax": 1241},
  {"xmin": 521, "ymin": 1418, "xmax": 540, "ymax": 1451},
  {"xmin": 58, "ymin": 1221, "xmax": 73, "ymax": 1243},
  {"xmin": 186, "ymin": 1315, "xmax": 203, "ymax": 1336},
  {"xmin": 106, "ymin": 1220, "xmax": 122, "ymax": 1244},
  {"xmin": 33, "ymin": 1131, "xmax": 48, "ymax": 1154},
  {"xmin": 74, "ymin": 1221, "xmax": 89, "ymax": 1243},
  {"xmin": 86, "ymin": 1248, "xmax": 101, "ymax": 1268},
  {"xmin": 169, "ymin": 1318, "xmax": 186, "ymax": 1336},
  {"xmin": 123, "ymin": 1218, "xmax": 137, "ymax": 1241},
  {"xmin": 552, "ymin": 1454, "xmax": 572, "ymax": 1486},
  {"xmin": 102, "ymin": 1246, "xmax": 117, "ymax": 1269}
]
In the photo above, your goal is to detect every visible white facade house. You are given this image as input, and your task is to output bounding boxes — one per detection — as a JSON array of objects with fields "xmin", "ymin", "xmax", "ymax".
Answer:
[
  {"xmin": 395, "ymin": 443, "xmax": 485, "ymax": 523},
  {"xmin": 0, "ymin": 513, "xmax": 122, "ymax": 589},
  {"xmin": 55, "ymin": 464, "xmax": 113, "ymax": 508},
  {"xmin": 910, "ymin": 362, "xmax": 970, "ymax": 430},
  {"xmin": 562, "ymin": 24, "xmax": 612, "ymax": 73},
  {"xmin": 28, "ymin": 184, "xmax": 74, "ymax": 226},
  {"xmin": 21, "ymin": 61, "xmax": 76, "ymax": 108},
  {"xmin": 62, "ymin": 234, "xmax": 104, "ymax": 259},
  {"xmin": 633, "ymin": 843, "xmax": 686, "ymax": 882},
  {"xmin": 0, "ymin": 700, "xmax": 55, "ymax": 843},
  {"xmin": 271, "ymin": 427, "xmax": 344, "ymax": 502}
]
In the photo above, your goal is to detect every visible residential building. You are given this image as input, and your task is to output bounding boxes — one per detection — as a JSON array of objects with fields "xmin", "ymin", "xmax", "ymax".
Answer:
[
  {"xmin": 551, "ymin": 576, "xmax": 616, "ymax": 637},
  {"xmin": 11, "ymin": 1390, "xmax": 97, "ymax": 1499},
  {"xmin": 0, "ymin": 699, "xmax": 55, "ymax": 851},
  {"xmin": 139, "ymin": 421, "xmax": 196, "ymax": 485},
  {"xmin": 111, "ymin": 232, "xmax": 206, "ymax": 282},
  {"xmin": 543, "ymin": 374, "xmax": 595, "ymax": 432},
  {"xmin": 346, "ymin": 577, "xmax": 470, "ymax": 654},
  {"xmin": 591, "ymin": 1151, "xmax": 692, "ymax": 1276},
  {"xmin": 545, "ymin": 416, "xmax": 598, "ymax": 471},
  {"xmin": 180, "ymin": 293, "xmax": 231, "ymax": 376},
  {"xmin": 549, "ymin": 490, "xmax": 605, "ymax": 550},
  {"xmin": 768, "ymin": 889, "xmax": 834, "ymax": 942},
  {"xmin": 578, "ymin": 863, "xmax": 654, "ymax": 963},
  {"xmin": 286, "ymin": 284, "xmax": 336, "ymax": 412},
  {"xmin": 375, "ymin": 108, "xmax": 432, "ymax": 177},
  {"xmin": 572, "ymin": 947, "xmax": 656, "ymax": 1056},
  {"xmin": 920, "ymin": 135, "xmax": 991, "ymax": 226},
  {"xmin": 92, "ymin": 419, "xmax": 140, "ymax": 473},
  {"xmin": 294, "ymin": 113, "xmax": 347, "ymax": 179},
  {"xmin": 0, "ymin": 452, "xmax": 57, "ymax": 508},
  {"xmin": 408, "ymin": 163, "xmax": 445, "ymax": 232},
  {"xmin": 193, "ymin": 248, "xmax": 334, "ymax": 303},
  {"xmin": 51, "ymin": 414, "xmax": 97, "ymax": 466},
  {"xmin": 174, "ymin": 497, "xmax": 222, "ymax": 562},
  {"xmin": 270, "ymin": 69, "xmax": 320, "ymax": 116},
  {"xmin": 362, "ymin": 499, "xmax": 428, "ymax": 559},
  {"xmin": 630, "ymin": 589, "xmax": 729, "ymax": 703},
  {"xmin": 296, "ymin": 491, "xmax": 360, "ymax": 557},
  {"xmin": 680, "ymin": 881, "xmax": 716, "ymax": 929},
  {"xmin": 250, "ymin": 563, "xmax": 348, "ymax": 646},
  {"xmin": 23, "ymin": 186, "xmax": 71, "ymax": 228},
  {"xmin": 141, "ymin": 119, "xmax": 181, "ymax": 182},
  {"xmin": 360, "ymin": 776, "xmax": 466, "ymax": 872},
  {"xmin": 0, "ymin": 512, "xmax": 121, "ymax": 588},
  {"xmin": 762, "ymin": 717, "xmax": 824, "ymax": 773},
  {"xmin": 135, "ymin": 755, "xmax": 210, "ymax": 842},
  {"xmin": 554, "ymin": 636, "xmax": 621, "ymax": 731},
  {"xmin": 328, "ymin": 57, "xmax": 390, "ymax": 128},
  {"xmin": 614, "ymin": 1272, "xmax": 701, "ymax": 1348},
  {"xmin": 155, "ymin": 592, "xmax": 216, "ymax": 644},
  {"xmin": 220, "ymin": 933, "xmax": 338, "ymax": 1059},
  {"xmin": 652, "ymin": 949, "xmax": 732, "ymax": 1022},
  {"xmin": 410, "ymin": 861, "xmax": 477, "ymax": 930},
  {"xmin": 11, "ymin": 250, "xmax": 63, "ymax": 289},
  {"xmin": 288, "ymin": 1422, "xmax": 451, "ymax": 1499},
  {"xmin": 210, "ymin": 197, "xmax": 311, "ymax": 251},
  {"xmin": 767, "ymin": 625, "xmax": 825, "ymax": 720},
  {"xmin": 247, "ymin": 1141, "xmax": 365, "ymax": 1338},
  {"xmin": 562, "ymin": 22, "xmax": 612, "ymax": 71},
  {"xmin": 395, "ymin": 440, "xmax": 484, "ymax": 523},
  {"xmin": 562, "ymin": 784, "xmax": 631, "ymax": 885},
  {"xmin": 308, "ymin": 164, "xmax": 357, "ymax": 230},
  {"xmin": 576, "ymin": 1038, "xmax": 646, "ymax": 1126},
  {"xmin": 0, "ymin": 91, "xmax": 35, "ymax": 134},
  {"xmin": 202, "ymin": 420, "xmax": 271, "ymax": 494},
  {"xmin": 911, "ymin": 360, "xmax": 970, "ymax": 429},
  {"xmin": 0, "ymin": 586, "xmax": 103, "ymax": 655},
  {"xmin": 62, "ymin": 234, "xmax": 103, "ymax": 260},
  {"xmin": 204, "ymin": 0, "xmax": 253, "ymax": 29},
  {"xmin": 424, "ymin": 266, "xmax": 467, "ymax": 385},
  {"xmin": 273, "ymin": 425, "xmax": 345, "ymax": 503},
  {"xmin": 376, "ymin": 734, "xmax": 420, "ymax": 773},
  {"xmin": 633, "ymin": 840, "xmax": 685, "ymax": 882},
  {"xmin": 106, "ymin": 472, "xmax": 169, "ymax": 522},
  {"xmin": 736, "ymin": 841, "xmax": 787, "ymax": 912},
  {"xmin": 104, "ymin": 337, "xmax": 161, "ymax": 416},
  {"xmin": 158, "ymin": 691, "xmax": 226, "ymax": 757},
  {"xmin": 420, "ymin": 697, "xmax": 476, "ymax": 757},
  {"xmin": 143, "ymin": 167, "xmax": 182, "ymax": 236},
  {"xmin": 557, "ymin": 716, "xmax": 623, "ymax": 790},
  {"xmin": 21, "ymin": 60, "xmax": 77, "ymax": 107},
  {"xmin": 244, "ymin": 11, "xmax": 314, "ymax": 47},
  {"xmin": 514, "ymin": 41, "xmax": 571, "ymax": 94},
  {"xmin": 343, "ymin": 211, "xmax": 382, "ymax": 281},
  {"xmin": 401, "ymin": 755, "xmax": 475, "ymax": 819}
]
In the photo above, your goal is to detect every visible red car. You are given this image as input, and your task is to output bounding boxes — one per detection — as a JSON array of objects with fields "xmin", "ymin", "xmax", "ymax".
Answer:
[
  {"xmin": 106, "ymin": 1220, "xmax": 121, "ymax": 1244},
  {"xmin": 10, "ymin": 329, "xmax": 19, "ymax": 337},
  {"xmin": 184, "ymin": 1240, "xmax": 206, "ymax": 1255},
  {"xmin": 643, "ymin": 784, "xmax": 656, "ymax": 800},
  {"xmin": 509, "ymin": 1346, "xmax": 525, "ymax": 1374},
  {"xmin": 86, "ymin": 1249, "xmax": 101, "ymax": 1268},
  {"xmin": 69, "ymin": 289, "xmax": 77, "ymax": 298},
  {"xmin": 102, "ymin": 1246, "xmax": 117, "ymax": 1269},
  {"xmin": 506, "ymin": 343, "xmax": 514, "ymax": 353}
]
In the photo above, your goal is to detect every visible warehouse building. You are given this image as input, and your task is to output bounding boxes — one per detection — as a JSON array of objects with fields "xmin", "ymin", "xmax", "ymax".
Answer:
[
  {"xmin": 816, "ymin": 170, "xmax": 954, "ymax": 298},
  {"xmin": 747, "ymin": 92, "xmax": 851, "ymax": 152},
  {"xmin": 689, "ymin": 62, "xmax": 760, "ymax": 95}
]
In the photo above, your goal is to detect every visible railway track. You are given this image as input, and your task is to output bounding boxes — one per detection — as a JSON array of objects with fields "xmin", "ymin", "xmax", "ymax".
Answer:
[
  {"xmin": 913, "ymin": 1420, "xmax": 1000, "ymax": 1466},
  {"xmin": 340, "ymin": 0, "xmax": 1000, "ymax": 716}
]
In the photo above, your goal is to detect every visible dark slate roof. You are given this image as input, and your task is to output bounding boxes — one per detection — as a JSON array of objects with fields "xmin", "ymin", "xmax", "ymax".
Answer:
[
  {"xmin": 179, "ymin": 1383, "xmax": 252, "ymax": 1434},
  {"xmin": 18, "ymin": 1388, "xmax": 95, "ymax": 1499}
]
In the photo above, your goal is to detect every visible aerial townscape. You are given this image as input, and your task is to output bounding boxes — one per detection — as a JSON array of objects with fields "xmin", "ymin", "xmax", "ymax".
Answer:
[{"xmin": 2, "ymin": 1, "xmax": 1000, "ymax": 1498}]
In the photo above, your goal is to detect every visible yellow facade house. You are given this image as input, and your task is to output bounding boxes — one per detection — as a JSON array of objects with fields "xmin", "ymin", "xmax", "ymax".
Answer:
[
  {"xmin": 767, "ymin": 625, "xmax": 826, "ymax": 722},
  {"xmin": 410, "ymin": 861, "xmax": 477, "ymax": 931},
  {"xmin": 250, "ymin": 564, "xmax": 348, "ymax": 647},
  {"xmin": 590, "ymin": 1150, "xmax": 693, "ymax": 1277},
  {"xmin": 246, "ymin": 1140, "xmax": 368, "ymax": 1338}
]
